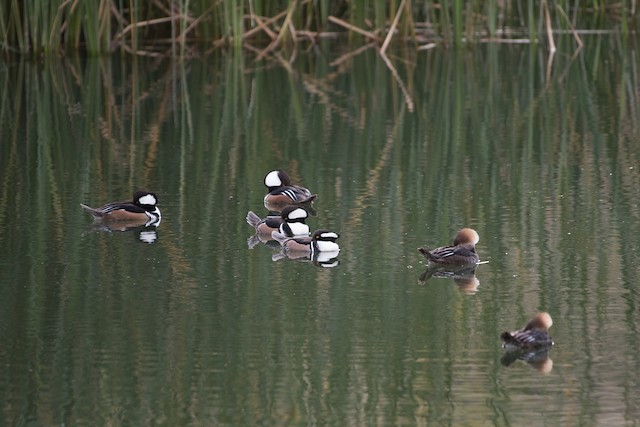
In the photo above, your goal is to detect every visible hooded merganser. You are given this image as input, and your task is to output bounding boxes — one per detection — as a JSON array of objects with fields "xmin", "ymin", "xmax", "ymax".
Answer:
[
  {"xmin": 418, "ymin": 228, "xmax": 480, "ymax": 265},
  {"xmin": 501, "ymin": 312, "xmax": 554, "ymax": 350},
  {"xmin": 271, "ymin": 229, "xmax": 340, "ymax": 254},
  {"xmin": 80, "ymin": 191, "xmax": 161, "ymax": 224},
  {"xmin": 263, "ymin": 170, "xmax": 317, "ymax": 210},
  {"xmin": 246, "ymin": 205, "xmax": 310, "ymax": 237}
]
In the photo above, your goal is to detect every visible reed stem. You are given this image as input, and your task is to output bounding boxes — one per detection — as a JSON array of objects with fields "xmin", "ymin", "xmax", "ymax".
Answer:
[{"xmin": 0, "ymin": 0, "xmax": 635, "ymax": 56}]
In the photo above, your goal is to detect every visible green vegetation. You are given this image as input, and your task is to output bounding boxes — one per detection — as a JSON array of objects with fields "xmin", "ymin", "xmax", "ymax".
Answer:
[{"xmin": 0, "ymin": 0, "xmax": 636, "ymax": 56}]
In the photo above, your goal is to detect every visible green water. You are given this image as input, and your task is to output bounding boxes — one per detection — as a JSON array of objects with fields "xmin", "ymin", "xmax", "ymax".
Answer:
[{"xmin": 1, "ymin": 39, "xmax": 640, "ymax": 426}]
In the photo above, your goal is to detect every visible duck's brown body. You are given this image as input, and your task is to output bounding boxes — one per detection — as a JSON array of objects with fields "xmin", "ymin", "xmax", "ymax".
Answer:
[
  {"xmin": 81, "ymin": 191, "xmax": 161, "ymax": 224},
  {"xmin": 501, "ymin": 312, "xmax": 554, "ymax": 350},
  {"xmin": 263, "ymin": 170, "xmax": 317, "ymax": 210},
  {"xmin": 418, "ymin": 228, "xmax": 480, "ymax": 265}
]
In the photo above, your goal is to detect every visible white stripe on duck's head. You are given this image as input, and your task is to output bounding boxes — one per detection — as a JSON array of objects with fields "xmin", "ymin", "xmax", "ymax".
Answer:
[
  {"xmin": 264, "ymin": 170, "xmax": 291, "ymax": 189},
  {"xmin": 281, "ymin": 205, "xmax": 308, "ymax": 222},
  {"xmin": 134, "ymin": 191, "xmax": 158, "ymax": 208},
  {"xmin": 313, "ymin": 230, "xmax": 340, "ymax": 242}
]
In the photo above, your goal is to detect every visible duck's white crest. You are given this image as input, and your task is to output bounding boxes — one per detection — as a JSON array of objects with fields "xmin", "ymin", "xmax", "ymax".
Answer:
[
  {"xmin": 319, "ymin": 232, "xmax": 339, "ymax": 240},
  {"xmin": 287, "ymin": 208, "xmax": 308, "ymax": 220},
  {"xmin": 138, "ymin": 194, "xmax": 157, "ymax": 206},
  {"xmin": 264, "ymin": 171, "xmax": 282, "ymax": 187}
]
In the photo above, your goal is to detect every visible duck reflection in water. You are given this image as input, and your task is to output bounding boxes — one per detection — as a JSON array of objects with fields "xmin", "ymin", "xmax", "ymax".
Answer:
[
  {"xmin": 500, "ymin": 347, "xmax": 553, "ymax": 374},
  {"xmin": 272, "ymin": 249, "xmax": 340, "ymax": 268},
  {"xmin": 270, "ymin": 229, "xmax": 341, "ymax": 267},
  {"xmin": 84, "ymin": 219, "xmax": 161, "ymax": 244},
  {"xmin": 418, "ymin": 264, "xmax": 480, "ymax": 294}
]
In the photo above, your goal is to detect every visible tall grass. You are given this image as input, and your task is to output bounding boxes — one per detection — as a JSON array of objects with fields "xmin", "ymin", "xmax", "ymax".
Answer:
[{"xmin": 0, "ymin": 0, "xmax": 637, "ymax": 56}]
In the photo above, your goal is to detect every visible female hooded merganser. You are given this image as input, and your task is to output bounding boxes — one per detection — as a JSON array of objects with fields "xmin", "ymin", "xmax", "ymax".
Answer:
[
  {"xmin": 246, "ymin": 205, "xmax": 310, "ymax": 237},
  {"xmin": 80, "ymin": 191, "xmax": 161, "ymax": 225},
  {"xmin": 263, "ymin": 170, "xmax": 317, "ymax": 209},
  {"xmin": 418, "ymin": 228, "xmax": 480, "ymax": 265},
  {"xmin": 271, "ymin": 229, "xmax": 340, "ymax": 254},
  {"xmin": 501, "ymin": 312, "xmax": 554, "ymax": 350}
]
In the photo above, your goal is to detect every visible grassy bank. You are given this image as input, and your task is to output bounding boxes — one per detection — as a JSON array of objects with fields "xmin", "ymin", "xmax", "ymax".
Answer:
[{"xmin": 0, "ymin": 0, "xmax": 636, "ymax": 56}]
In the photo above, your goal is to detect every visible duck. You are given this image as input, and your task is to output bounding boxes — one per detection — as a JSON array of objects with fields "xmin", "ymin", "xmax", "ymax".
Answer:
[
  {"xmin": 418, "ymin": 228, "xmax": 479, "ymax": 265},
  {"xmin": 263, "ymin": 170, "xmax": 317, "ymax": 210},
  {"xmin": 500, "ymin": 312, "xmax": 554, "ymax": 350},
  {"xmin": 80, "ymin": 191, "xmax": 161, "ymax": 225},
  {"xmin": 271, "ymin": 229, "xmax": 340, "ymax": 254},
  {"xmin": 246, "ymin": 205, "xmax": 310, "ymax": 237}
]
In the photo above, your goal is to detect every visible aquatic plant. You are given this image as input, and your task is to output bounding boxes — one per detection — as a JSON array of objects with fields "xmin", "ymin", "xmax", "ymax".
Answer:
[{"xmin": 0, "ymin": 0, "xmax": 636, "ymax": 56}]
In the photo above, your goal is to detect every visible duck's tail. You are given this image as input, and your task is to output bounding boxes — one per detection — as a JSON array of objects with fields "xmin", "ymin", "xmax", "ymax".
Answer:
[
  {"xmin": 271, "ymin": 230, "xmax": 290, "ymax": 246},
  {"xmin": 500, "ymin": 331, "xmax": 515, "ymax": 344},
  {"xmin": 246, "ymin": 211, "xmax": 262, "ymax": 229},
  {"xmin": 417, "ymin": 247, "xmax": 433, "ymax": 260},
  {"xmin": 80, "ymin": 204, "xmax": 103, "ymax": 220},
  {"xmin": 302, "ymin": 194, "xmax": 318, "ymax": 203}
]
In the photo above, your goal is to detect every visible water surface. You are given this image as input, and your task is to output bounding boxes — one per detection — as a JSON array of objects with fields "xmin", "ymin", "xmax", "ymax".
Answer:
[{"xmin": 1, "ymin": 40, "xmax": 640, "ymax": 426}]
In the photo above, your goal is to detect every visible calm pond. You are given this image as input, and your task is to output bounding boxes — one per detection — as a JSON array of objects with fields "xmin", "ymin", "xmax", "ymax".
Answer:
[{"xmin": 1, "ymin": 38, "xmax": 640, "ymax": 426}]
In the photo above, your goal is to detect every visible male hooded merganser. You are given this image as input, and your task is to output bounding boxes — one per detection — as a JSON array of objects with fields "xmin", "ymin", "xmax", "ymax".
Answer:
[
  {"xmin": 501, "ymin": 312, "xmax": 554, "ymax": 350},
  {"xmin": 263, "ymin": 170, "xmax": 317, "ymax": 209},
  {"xmin": 80, "ymin": 191, "xmax": 161, "ymax": 224},
  {"xmin": 271, "ymin": 229, "xmax": 340, "ymax": 254},
  {"xmin": 418, "ymin": 228, "xmax": 480, "ymax": 265},
  {"xmin": 246, "ymin": 205, "xmax": 310, "ymax": 237}
]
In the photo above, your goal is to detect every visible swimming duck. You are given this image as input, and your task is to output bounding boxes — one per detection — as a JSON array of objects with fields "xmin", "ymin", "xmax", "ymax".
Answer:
[
  {"xmin": 263, "ymin": 170, "xmax": 317, "ymax": 210},
  {"xmin": 501, "ymin": 312, "xmax": 554, "ymax": 350},
  {"xmin": 246, "ymin": 205, "xmax": 310, "ymax": 237},
  {"xmin": 80, "ymin": 191, "xmax": 161, "ymax": 225},
  {"xmin": 418, "ymin": 228, "xmax": 479, "ymax": 265}
]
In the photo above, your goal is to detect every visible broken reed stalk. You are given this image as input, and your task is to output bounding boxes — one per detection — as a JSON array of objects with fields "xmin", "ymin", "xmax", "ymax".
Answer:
[
  {"xmin": 380, "ymin": 0, "xmax": 406, "ymax": 54},
  {"xmin": 328, "ymin": 15, "xmax": 381, "ymax": 42},
  {"xmin": 542, "ymin": 0, "xmax": 556, "ymax": 53},
  {"xmin": 379, "ymin": 50, "xmax": 415, "ymax": 112}
]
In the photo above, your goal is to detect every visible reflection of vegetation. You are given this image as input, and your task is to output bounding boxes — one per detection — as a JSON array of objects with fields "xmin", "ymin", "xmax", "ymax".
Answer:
[
  {"xmin": 1, "ymin": 42, "xmax": 640, "ymax": 424},
  {"xmin": 0, "ymin": 1, "xmax": 636, "ymax": 55}
]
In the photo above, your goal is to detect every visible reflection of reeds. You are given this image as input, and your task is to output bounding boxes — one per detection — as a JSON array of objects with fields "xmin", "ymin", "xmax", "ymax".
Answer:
[
  {"xmin": 0, "ymin": 1, "xmax": 635, "ymax": 55},
  {"xmin": 2, "ymin": 42, "xmax": 640, "ymax": 424}
]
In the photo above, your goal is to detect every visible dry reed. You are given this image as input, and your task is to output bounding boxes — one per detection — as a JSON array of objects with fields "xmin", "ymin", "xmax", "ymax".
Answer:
[{"xmin": 0, "ymin": 0, "xmax": 636, "ymax": 57}]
